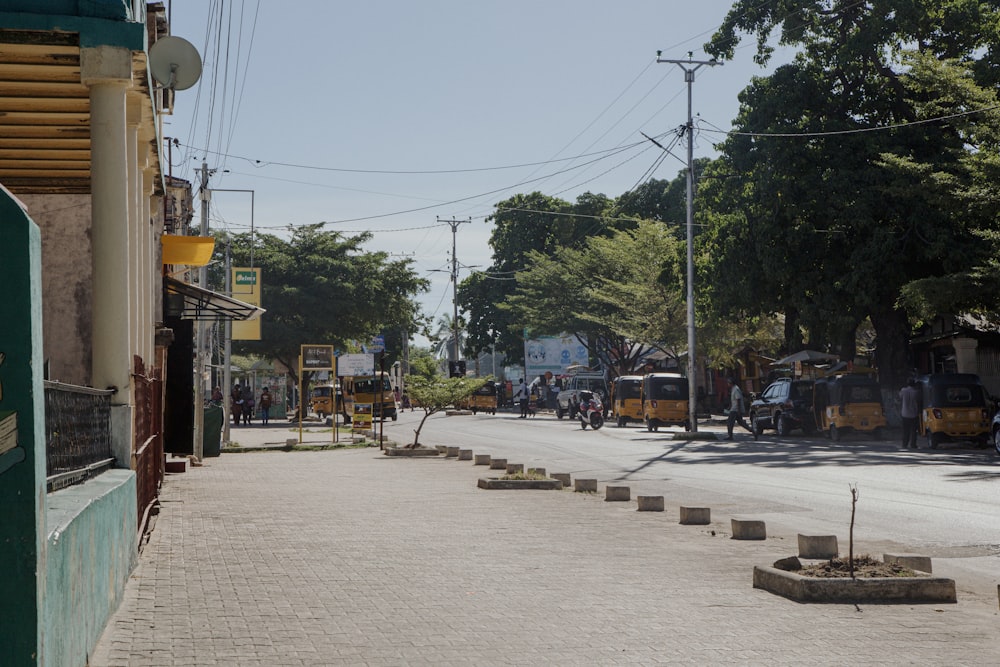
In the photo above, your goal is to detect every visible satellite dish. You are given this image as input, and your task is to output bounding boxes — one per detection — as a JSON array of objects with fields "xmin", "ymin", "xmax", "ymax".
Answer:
[{"xmin": 149, "ymin": 36, "xmax": 202, "ymax": 91}]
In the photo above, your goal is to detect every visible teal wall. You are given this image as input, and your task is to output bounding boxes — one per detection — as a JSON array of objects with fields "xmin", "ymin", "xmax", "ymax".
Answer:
[
  {"xmin": 44, "ymin": 471, "xmax": 137, "ymax": 667},
  {"xmin": 0, "ymin": 193, "xmax": 47, "ymax": 664},
  {"xmin": 0, "ymin": 4, "xmax": 146, "ymax": 49}
]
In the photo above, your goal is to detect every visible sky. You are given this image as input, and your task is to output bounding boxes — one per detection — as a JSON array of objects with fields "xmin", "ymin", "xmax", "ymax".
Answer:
[{"xmin": 163, "ymin": 1, "xmax": 789, "ymax": 347}]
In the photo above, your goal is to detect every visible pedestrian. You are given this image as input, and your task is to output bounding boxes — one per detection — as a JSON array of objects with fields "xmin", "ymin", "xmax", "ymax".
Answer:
[
  {"xmin": 210, "ymin": 385, "xmax": 223, "ymax": 406},
  {"xmin": 401, "ymin": 391, "xmax": 412, "ymax": 411},
  {"xmin": 514, "ymin": 379, "xmax": 528, "ymax": 418},
  {"xmin": 259, "ymin": 387, "xmax": 272, "ymax": 425},
  {"xmin": 899, "ymin": 379, "xmax": 920, "ymax": 450},
  {"xmin": 393, "ymin": 385, "xmax": 402, "ymax": 406},
  {"xmin": 243, "ymin": 388, "xmax": 254, "ymax": 425},
  {"xmin": 726, "ymin": 377, "xmax": 756, "ymax": 440},
  {"xmin": 231, "ymin": 385, "xmax": 243, "ymax": 426}
]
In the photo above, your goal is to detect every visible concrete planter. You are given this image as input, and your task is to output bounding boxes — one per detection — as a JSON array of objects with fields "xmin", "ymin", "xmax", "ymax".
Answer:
[
  {"xmin": 382, "ymin": 447, "xmax": 440, "ymax": 457},
  {"xmin": 752, "ymin": 566, "xmax": 957, "ymax": 604},
  {"xmin": 477, "ymin": 477, "xmax": 564, "ymax": 490}
]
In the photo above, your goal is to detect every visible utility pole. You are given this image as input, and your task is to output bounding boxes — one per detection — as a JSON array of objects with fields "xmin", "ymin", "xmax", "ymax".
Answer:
[
  {"xmin": 656, "ymin": 51, "xmax": 720, "ymax": 433},
  {"xmin": 194, "ymin": 160, "xmax": 214, "ymax": 459},
  {"xmin": 437, "ymin": 216, "xmax": 470, "ymax": 366}
]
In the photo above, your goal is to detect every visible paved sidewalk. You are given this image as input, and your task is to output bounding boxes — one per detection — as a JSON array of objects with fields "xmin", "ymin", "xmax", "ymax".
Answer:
[{"xmin": 91, "ymin": 424, "xmax": 999, "ymax": 666}]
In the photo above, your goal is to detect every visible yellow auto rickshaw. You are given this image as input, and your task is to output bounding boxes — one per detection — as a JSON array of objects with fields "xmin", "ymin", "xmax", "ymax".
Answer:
[
  {"xmin": 610, "ymin": 375, "xmax": 644, "ymax": 427},
  {"xmin": 468, "ymin": 381, "xmax": 499, "ymax": 415},
  {"xmin": 917, "ymin": 373, "xmax": 991, "ymax": 449},
  {"xmin": 813, "ymin": 373, "xmax": 886, "ymax": 441},
  {"xmin": 642, "ymin": 373, "xmax": 690, "ymax": 432}
]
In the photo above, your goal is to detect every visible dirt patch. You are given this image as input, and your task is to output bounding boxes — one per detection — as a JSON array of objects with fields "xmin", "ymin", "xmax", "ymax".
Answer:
[{"xmin": 798, "ymin": 555, "xmax": 921, "ymax": 579}]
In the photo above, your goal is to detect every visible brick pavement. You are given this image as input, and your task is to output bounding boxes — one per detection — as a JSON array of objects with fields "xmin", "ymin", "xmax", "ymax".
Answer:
[{"xmin": 90, "ymin": 423, "xmax": 999, "ymax": 666}]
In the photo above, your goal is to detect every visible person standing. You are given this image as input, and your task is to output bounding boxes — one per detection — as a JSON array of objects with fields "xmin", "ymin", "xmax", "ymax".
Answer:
[
  {"xmin": 726, "ymin": 377, "xmax": 756, "ymax": 440},
  {"xmin": 899, "ymin": 379, "xmax": 920, "ymax": 450},
  {"xmin": 514, "ymin": 379, "xmax": 528, "ymax": 418},
  {"xmin": 259, "ymin": 387, "xmax": 272, "ymax": 425}
]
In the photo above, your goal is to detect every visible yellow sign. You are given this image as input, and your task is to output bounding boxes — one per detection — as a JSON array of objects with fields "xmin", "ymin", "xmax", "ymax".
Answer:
[
  {"xmin": 232, "ymin": 267, "xmax": 262, "ymax": 340},
  {"xmin": 353, "ymin": 403, "xmax": 373, "ymax": 431}
]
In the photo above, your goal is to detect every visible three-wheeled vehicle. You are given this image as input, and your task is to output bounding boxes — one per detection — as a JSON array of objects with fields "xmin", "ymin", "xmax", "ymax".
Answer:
[
  {"xmin": 917, "ymin": 373, "xmax": 991, "ymax": 449},
  {"xmin": 641, "ymin": 373, "xmax": 690, "ymax": 432},
  {"xmin": 610, "ymin": 375, "xmax": 644, "ymax": 427},
  {"xmin": 813, "ymin": 373, "xmax": 886, "ymax": 441},
  {"xmin": 468, "ymin": 381, "xmax": 499, "ymax": 415}
]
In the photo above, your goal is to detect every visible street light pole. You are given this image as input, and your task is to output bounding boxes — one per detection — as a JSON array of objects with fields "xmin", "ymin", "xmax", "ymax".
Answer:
[
  {"xmin": 437, "ymin": 216, "xmax": 470, "ymax": 365},
  {"xmin": 656, "ymin": 51, "xmax": 720, "ymax": 433},
  {"xmin": 212, "ymin": 188, "xmax": 254, "ymax": 443}
]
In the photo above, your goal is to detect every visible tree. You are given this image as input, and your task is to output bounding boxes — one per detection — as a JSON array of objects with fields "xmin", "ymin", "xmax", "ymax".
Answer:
[
  {"xmin": 217, "ymin": 224, "xmax": 428, "ymax": 384},
  {"xmin": 403, "ymin": 375, "xmax": 487, "ymax": 447},
  {"xmin": 700, "ymin": 1, "xmax": 1000, "ymax": 386}
]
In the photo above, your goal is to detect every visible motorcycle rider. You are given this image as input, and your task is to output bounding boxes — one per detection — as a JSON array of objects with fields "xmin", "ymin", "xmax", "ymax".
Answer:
[{"xmin": 578, "ymin": 390, "xmax": 603, "ymax": 429}]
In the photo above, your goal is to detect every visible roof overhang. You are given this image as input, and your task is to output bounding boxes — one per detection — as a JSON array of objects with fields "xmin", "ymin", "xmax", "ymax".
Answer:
[{"xmin": 164, "ymin": 276, "xmax": 264, "ymax": 321}]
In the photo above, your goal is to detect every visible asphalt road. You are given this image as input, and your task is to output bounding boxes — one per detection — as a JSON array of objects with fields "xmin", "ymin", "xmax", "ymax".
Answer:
[{"xmin": 381, "ymin": 407, "xmax": 1000, "ymax": 592}]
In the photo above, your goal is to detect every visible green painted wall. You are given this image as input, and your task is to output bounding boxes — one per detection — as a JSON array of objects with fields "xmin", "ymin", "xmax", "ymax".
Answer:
[
  {"xmin": 44, "ymin": 471, "xmax": 137, "ymax": 667},
  {"xmin": 0, "ymin": 193, "xmax": 47, "ymax": 664},
  {"xmin": 0, "ymin": 5, "xmax": 146, "ymax": 50}
]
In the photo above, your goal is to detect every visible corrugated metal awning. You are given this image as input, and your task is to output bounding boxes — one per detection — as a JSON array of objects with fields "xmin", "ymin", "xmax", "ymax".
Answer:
[{"xmin": 164, "ymin": 276, "xmax": 264, "ymax": 321}]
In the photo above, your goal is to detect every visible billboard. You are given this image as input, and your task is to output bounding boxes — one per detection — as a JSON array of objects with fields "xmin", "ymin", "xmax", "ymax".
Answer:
[
  {"xmin": 231, "ymin": 267, "xmax": 261, "ymax": 340},
  {"xmin": 524, "ymin": 333, "xmax": 589, "ymax": 381},
  {"xmin": 338, "ymin": 353, "xmax": 375, "ymax": 376}
]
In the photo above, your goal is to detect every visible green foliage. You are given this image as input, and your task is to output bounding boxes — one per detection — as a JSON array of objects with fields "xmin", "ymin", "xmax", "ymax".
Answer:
[
  {"xmin": 406, "ymin": 347, "xmax": 441, "ymax": 380},
  {"xmin": 216, "ymin": 224, "xmax": 428, "ymax": 382},
  {"xmin": 696, "ymin": 2, "xmax": 1000, "ymax": 385},
  {"xmin": 404, "ymin": 375, "xmax": 488, "ymax": 446}
]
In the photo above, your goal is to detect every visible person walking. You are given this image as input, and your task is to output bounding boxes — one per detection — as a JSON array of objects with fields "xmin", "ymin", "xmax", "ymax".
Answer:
[
  {"xmin": 514, "ymin": 379, "xmax": 528, "ymax": 418},
  {"xmin": 726, "ymin": 377, "xmax": 756, "ymax": 440},
  {"xmin": 259, "ymin": 387, "xmax": 272, "ymax": 425},
  {"xmin": 899, "ymin": 379, "xmax": 920, "ymax": 450}
]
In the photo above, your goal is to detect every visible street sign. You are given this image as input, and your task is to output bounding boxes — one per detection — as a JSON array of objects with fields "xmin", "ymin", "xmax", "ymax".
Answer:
[
  {"xmin": 338, "ymin": 353, "xmax": 374, "ymax": 376},
  {"xmin": 369, "ymin": 334, "xmax": 385, "ymax": 353},
  {"xmin": 300, "ymin": 345, "xmax": 334, "ymax": 371}
]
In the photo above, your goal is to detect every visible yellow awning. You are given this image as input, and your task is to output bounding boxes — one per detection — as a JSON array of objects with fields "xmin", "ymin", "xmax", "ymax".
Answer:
[{"xmin": 161, "ymin": 235, "xmax": 215, "ymax": 266}]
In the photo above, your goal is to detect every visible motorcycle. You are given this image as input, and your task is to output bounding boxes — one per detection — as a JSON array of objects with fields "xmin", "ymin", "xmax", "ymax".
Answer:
[{"xmin": 577, "ymin": 391, "xmax": 605, "ymax": 430}]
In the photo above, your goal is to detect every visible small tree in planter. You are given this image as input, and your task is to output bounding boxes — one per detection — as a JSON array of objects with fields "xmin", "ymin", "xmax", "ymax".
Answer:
[{"xmin": 404, "ymin": 374, "xmax": 489, "ymax": 448}]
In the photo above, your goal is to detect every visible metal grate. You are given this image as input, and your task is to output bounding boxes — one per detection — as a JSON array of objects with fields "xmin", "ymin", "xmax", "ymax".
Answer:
[{"xmin": 44, "ymin": 381, "xmax": 114, "ymax": 488}]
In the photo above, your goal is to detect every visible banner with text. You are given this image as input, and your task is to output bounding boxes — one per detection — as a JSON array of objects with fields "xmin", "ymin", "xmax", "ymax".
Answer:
[{"xmin": 232, "ymin": 267, "xmax": 261, "ymax": 340}]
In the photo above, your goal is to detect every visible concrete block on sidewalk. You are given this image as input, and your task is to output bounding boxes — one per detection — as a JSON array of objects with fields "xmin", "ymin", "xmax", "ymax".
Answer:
[
  {"xmin": 489, "ymin": 458, "xmax": 507, "ymax": 470},
  {"xmin": 528, "ymin": 467, "xmax": 546, "ymax": 477},
  {"xmin": 731, "ymin": 518, "xmax": 766, "ymax": 540},
  {"xmin": 884, "ymin": 552, "xmax": 933, "ymax": 573},
  {"xmin": 474, "ymin": 454, "xmax": 491, "ymax": 465},
  {"xmin": 445, "ymin": 446, "xmax": 459, "ymax": 457},
  {"xmin": 574, "ymin": 478, "xmax": 597, "ymax": 492},
  {"xmin": 458, "ymin": 449, "xmax": 473, "ymax": 460},
  {"xmin": 605, "ymin": 486, "xmax": 630, "ymax": 501},
  {"xmin": 506, "ymin": 463, "xmax": 524, "ymax": 474},
  {"xmin": 637, "ymin": 496, "xmax": 664, "ymax": 511},
  {"xmin": 551, "ymin": 473, "xmax": 571, "ymax": 486},
  {"xmin": 798, "ymin": 534, "xmax": 839, "ymax": 559},
  {"xmin": 679, "ymin": 507, "xmax": 710, "ymax": 525}
]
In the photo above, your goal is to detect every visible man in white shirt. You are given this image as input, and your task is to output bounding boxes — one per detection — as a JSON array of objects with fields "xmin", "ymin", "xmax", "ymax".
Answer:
[{"xmin": 514, "ymin": 379, "xmax": 528, "ymax": 418}]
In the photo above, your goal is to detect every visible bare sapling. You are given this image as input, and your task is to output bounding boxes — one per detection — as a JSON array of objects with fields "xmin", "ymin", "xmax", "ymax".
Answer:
[{"xmin": 849, "ymin": 483, "xmax": 859, "ymax": 579}]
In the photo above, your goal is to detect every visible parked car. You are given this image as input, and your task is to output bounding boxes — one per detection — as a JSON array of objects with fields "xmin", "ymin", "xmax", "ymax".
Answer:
[
  {"xmin": 750, "ymin": 378, "xmax": 816, "ymax": 436},
  {"xmin": 556, "ymin": 372, "xmax": 609, "ymax": 419},
  {"xmin": 990, "ymin": 409, "xmax": 1000, "ymax": 455}
]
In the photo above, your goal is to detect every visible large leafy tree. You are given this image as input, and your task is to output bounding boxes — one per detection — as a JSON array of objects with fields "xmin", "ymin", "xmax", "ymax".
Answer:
[
  {"xmin": 699, "ymin": 0, "xmax": 1000, "ymax": 387},
  {"xmin": 219, "ymin": 224, "xmax": 428, "ymax": 383},
  {"xmin": 503, "ymin": 220, "xmax": 688, "ymax": 376},
  {"xmin": 459, "ymin": 191, "xmax": 623, "ymax": 363}
]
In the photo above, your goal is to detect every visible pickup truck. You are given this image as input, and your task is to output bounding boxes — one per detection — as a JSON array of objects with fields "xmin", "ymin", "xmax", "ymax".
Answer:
[{"xmin": 556, "ymin": 372, "xmax": 609, "ymax": 419}]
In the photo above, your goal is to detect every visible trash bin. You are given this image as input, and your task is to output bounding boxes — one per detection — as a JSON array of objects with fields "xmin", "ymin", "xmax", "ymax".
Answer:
[{"xmin": 203, "ymin": 404, "xmax": 224, "ymax": 457}]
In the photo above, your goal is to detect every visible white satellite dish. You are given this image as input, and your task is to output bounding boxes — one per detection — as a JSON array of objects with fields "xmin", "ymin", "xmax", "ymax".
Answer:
[{"xmin": 149, "ymin": 36, "xmax": 202, "ymax": 91}]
